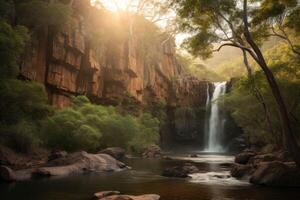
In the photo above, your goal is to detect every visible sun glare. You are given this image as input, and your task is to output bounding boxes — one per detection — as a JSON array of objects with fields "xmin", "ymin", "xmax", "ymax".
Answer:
[{"xmin": 92, "ymin": 0, "xmax": 133, "ymax": 12}]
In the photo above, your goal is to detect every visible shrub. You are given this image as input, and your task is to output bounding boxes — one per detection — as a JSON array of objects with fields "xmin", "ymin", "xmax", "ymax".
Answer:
[
  {"xmin": 0, "ymin": 79, "xmax": 51, "ymax": 152},
  {"xmin": 42, "ymin": 96, "xmax": 160, "ymax": 153}
]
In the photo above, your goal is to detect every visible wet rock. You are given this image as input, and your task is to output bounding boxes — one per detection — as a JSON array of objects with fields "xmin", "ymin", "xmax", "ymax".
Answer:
[
  {"xmin": 99, "ymin": 147, "xmax": 126, "ymax": 160},
  {"xmin": 250, "ymin": 161, "xmax": 300, "ymax": 187},
  {"xmin": 142, "ymin": 146, "xmax": 162, "ymax": 159},
  {"xmin": 162, "ymin": 166, "xmax": 188, "ymax": 178},
  {"xmin": 100, "ymin": 194, "xmax": 160, "ymax": 200},
  {"xmin": 162, "ymin": 163, "xmax": 199, "ymax": 178},
  {"xmin": 48, "ymin": 150, "xmax": 68, "ymax": 161},
  {"xmin": 230, "ymin": 164, "xmax": 253, "ymax": 178},
  {"xmin": 33, "ymin": 151, "xmax": 127, "ymax": 177},
  {"xmin": 219, "ymin": 163, "xmax": 233, "ymax": 168},
  {"xmin": 0, "ymin": 166, "xmax": 16, "ymax": 182},
  {"xmin": 190, "ymin": 154, "xmax": 198, "ymax": 158},
  {"xmin": 94, "ymin": 191, "xmax": 121, "ymax": 199},
  {"xmin": 234, "ymin": 152, "xmax": 256, "ymax": 164}
]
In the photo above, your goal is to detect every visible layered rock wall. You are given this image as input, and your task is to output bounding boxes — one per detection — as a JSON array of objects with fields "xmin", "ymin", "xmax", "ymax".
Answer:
[{"xmin": 20, "ymin": 0, "xmax": 209, "ymax": 148}]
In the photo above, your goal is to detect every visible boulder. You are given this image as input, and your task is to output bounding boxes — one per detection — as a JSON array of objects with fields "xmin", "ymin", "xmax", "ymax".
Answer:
[
  {"xmin": 33, "ymin": 151, "xmax": 128, "ymax": 177},
  {"xmin": 98, "ymin": 194, "xmax": 160, "ymax": 200},
  {"xmin": 99, "ymin": 147, "xmax": 126, "ymax": 160},
  {"xmin": 234, "ymin": 152, "xmax": 256, "ymax": 165},
  {"xmin": 162, "ymin": 163, "xmax": 199, "ymax": 178},
  {"xmin": 48, "ymin": 150, "xmax": 68, "ymax": 161},
  {"xmin": 94, "ymin": 191, "xmax": 121, "ymax": 199},
  {"xmin": 0, "ymin": 145, "xmax": 25, "ymax": 167},
  {"xmin": 142, "ymin": 146, "xmax": 162, "ymax": 159},
  {"xmin": 230, "ymin": 163, "xmax": 253, "ymax": 178},
  {"xmin": 250, "ymin": 161, "xmax": 300, "ymax": 187},
  {"xmin": 0, "ymin": 166, "xmax": 16, "ymax": 182}
]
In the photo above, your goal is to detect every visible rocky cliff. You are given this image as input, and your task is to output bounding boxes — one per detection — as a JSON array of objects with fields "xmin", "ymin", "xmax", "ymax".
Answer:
[{"xmin": 20, "ymin": 0, "xmax": 209, "ymax": 148}]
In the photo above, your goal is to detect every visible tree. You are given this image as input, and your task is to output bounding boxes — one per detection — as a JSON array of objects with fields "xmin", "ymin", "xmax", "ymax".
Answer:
[
  {"xmin": 168, "ymin": 0, "xmax": 300, "ymax": 166},
  {"xmin": 252, "ymin": 0, "xmax": 300, "ymax": 56}
]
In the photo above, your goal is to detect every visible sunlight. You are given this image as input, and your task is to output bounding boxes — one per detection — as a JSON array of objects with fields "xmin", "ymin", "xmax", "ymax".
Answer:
[{"xmin": 92, "ymin": 0, "xmax": 133, "ymax": 12}]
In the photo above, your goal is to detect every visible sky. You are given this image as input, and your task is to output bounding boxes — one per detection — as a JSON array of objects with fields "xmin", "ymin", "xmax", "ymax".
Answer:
[{"xmin": 90, "ymin": 0, "xmax": 187, "ymax": 46}]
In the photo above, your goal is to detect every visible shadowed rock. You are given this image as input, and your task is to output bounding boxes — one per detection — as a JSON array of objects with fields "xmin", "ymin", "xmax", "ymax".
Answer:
[
  {"xmin": 231, "ymin": 163, "xmax": 253, "ymax": 178},
  {"xmin": 142, "ymin": 146, "xmax": 162, "ymax": 159},
  {"xmin": 234, "ymin": 152, "xmax": 256, "ymax": 165},
  {"xmin": 250, "ymin": 161, "xmax": 300, "ymax": 187},
  {"xmin": 162, "ymin": 163, "xmax": 199, "ymax": 178},
  {"xmin": 0, "ymin": 166, "xmax": 16, "ymax": 182},
  {"xmin": 94, "ymin": 191, "xmax": 121, "ymax": 199},
  {"xmin": 93, "ymin": 191, "xmax": 160, "ymax": 200},
  {"xmin": 99, "ymin": 147, "xmax": 126, "ymax": 160}
]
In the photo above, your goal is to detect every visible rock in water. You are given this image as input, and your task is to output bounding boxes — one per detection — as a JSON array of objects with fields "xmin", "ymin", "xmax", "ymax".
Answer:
[
  {"xmin": 142, "ymin": 145, "xmax": 162, "ymax": 159},
  {"xmin": 162, "ymin": 163, "xmax": 199, "ymax": 178},
  {"xmin": 95, "ymin": 194, "xmax": 160, "ymax": 200},
  {"xmin": 33, "ymin": 151, "xmax": 127, "ymax": 177},
  {"xmin": 234, "ymin": 152, "xmax": 256, "ymax": 165},
  {"xmin": 0, "ymin": 166, "xmax": 16, "ymax": 182},
  {"xmin": 250, "ymin": 161, "xmax": 300, "ymax": 187},
  {"xmin": 94, "ymin": 191, "xmax": 121, "ymax": 199},
  {"xmin": 99, "ymin": 147, "xmax": 126, "ymax": 160},
  {"xmin": 230, "ymin": 163, "xmax": 253, "ymax": 178}
]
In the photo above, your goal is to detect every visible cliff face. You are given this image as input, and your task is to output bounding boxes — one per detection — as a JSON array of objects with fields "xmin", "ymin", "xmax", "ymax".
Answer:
[{"xmin": 20, "ymin": 0, "xmax": 209, "ymax": 147}]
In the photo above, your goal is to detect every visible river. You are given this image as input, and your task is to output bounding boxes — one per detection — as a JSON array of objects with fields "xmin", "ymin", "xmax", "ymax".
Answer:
[{"xmin": 1, "ymin": 153, "xmax": 299, "ymax": 200}]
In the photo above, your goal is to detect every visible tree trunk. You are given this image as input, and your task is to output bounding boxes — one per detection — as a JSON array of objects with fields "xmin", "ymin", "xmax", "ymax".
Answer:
[
  {"xmin": 242, "ymin": 50, "xmax": 278, "ymax": 147},
  {"xmin": 243, "ymin": 0, "xmax": 300, "ymax": 166}
]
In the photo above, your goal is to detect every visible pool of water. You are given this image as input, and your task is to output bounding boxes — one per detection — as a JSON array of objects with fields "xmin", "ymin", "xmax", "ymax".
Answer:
[{"xmin": 1, "ymin": 153, "xmax": 299, "ymax": 200}]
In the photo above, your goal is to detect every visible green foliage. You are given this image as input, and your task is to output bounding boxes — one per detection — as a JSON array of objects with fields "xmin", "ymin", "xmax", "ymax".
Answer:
[
  {"xmin": 129, "ymin": 113, "xmax": 160, "ymax": 153},
  {"xmin": 0, "ymin": 79, "xmax": 50, "ymax": 124},
  {"xmin": 176, "ymin": 52, "xmax": 224, "ymax": 81},
  {"xmin": 225, "ymin": 43, "xmax": 300, "ymax": 149},
  {"xmin": 42, "ymin": 96, "xmax": 160, "ymax": 152},
  {"xmin": 16, "ymin": 0, "xmax": 72, "ymax": 33},
  {"xmin": 0, "ymin": 79, "xmax": 51, "ymax": 152},
  {"xmin": 0, "ymin": 20, "xmax": 29, "ymax": 78}
]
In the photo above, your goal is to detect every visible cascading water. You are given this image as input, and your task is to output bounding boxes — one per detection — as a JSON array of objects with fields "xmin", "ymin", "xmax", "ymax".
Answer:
[{"xmin": 204, "ymin": 82, "xmax": 227, "ymax": 152}]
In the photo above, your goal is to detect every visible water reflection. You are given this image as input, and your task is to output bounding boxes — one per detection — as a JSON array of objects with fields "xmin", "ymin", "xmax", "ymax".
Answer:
[{"xmin": 1, "ymin": 154, "xmax": 300, "ymax": 200}]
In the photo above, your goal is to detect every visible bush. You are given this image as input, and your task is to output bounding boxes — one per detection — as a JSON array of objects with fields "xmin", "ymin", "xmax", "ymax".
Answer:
[
  {"xmin": 0, "ymin": 20, "xmax": 29, "ymax": 78},
  {"xmin": 0, "ymin": 79, "xmax": 51, "ymax": 152},
  {"xmin": 42, "ymin": 96, "xmax": 160, "ymax": 153}
]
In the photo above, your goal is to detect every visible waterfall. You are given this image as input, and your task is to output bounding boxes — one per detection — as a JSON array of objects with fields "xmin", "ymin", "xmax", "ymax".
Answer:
[{"xmin": 204, "ymin": 82, "xmax": 227, "ymax": 152}]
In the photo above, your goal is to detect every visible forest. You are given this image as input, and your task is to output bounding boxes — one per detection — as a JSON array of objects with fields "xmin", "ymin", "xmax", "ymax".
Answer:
[{"xmin": 0, "ymin": 0, "xmax": 300, "ymax": 200}]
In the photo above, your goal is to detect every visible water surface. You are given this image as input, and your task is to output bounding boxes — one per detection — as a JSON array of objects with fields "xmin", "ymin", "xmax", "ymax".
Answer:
[{"xmin": 1, "ymin": 154, "xmax": 299, "ymax": 200}]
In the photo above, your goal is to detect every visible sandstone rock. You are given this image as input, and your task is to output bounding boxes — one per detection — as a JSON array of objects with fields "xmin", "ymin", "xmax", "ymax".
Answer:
[
  {"xmin": 230, "ymin": 164, "xmax": 253, "ymax": 178},
  {"xmin": 250, "ymin": 161, "xmax": 300, "ymax": 187},
  {"xmin": 94, "ymin": 191, "xmax": 121, "ymax": 199},
  {"xmin": 48, "ymin": 150, "xmax": 68, "ymax": 161},
  {"xmin": 99, "ymin": 147, "xmax": 126, "ymax": 160},
  {"xmin": 142, "ymin": 146, "xmax": 162, "ymax": 159},
  {"xmin": 162, "ymin": 163, "xmax": 199, "ymax": 178},
  {"xmin": 234, "ymin": 152, "xmax": 256, "ymax": 165},
  {"xmin": 0, "ymin": 166, "xmax": 16, "ymax": 182},
  {"xmin": 33, "ymin": 151, "xmax": 127, "ymax": 177},
  {"xmin": 248, "ymin": 153, "xmax": 279, "ymax": 167},
  {"xmin": 99, "ymin": 194, "xmax": 160, "ymax": 200}
]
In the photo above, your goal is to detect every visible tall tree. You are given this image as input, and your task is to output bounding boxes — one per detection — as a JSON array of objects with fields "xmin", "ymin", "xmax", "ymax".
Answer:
[{"xmin": 168, "ymin": 0, "xmax": 300, "ymax": 166}]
